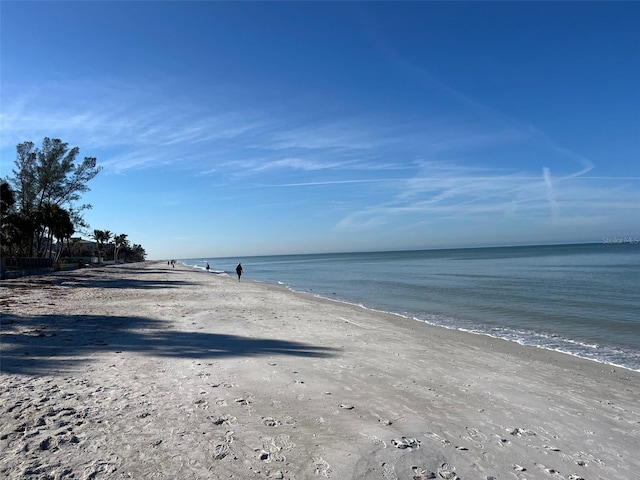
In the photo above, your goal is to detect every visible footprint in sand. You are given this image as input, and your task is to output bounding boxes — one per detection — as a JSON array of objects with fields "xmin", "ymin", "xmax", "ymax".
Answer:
[
  {"xmin": 510, "ymin": 427, "xmax": 536, "ymax": 437},
  {"xmin": 262, "ymin": 416, "xmax": 280, "ymax": 427},
  {"xmin": 82, "ymin": 459, "xmax": 118, "ymax": 478},
  {"xmin": 575, "ymin": 451, "xmax": 604, "ymax": 466},
  {"xmin": 437, "ymin": 463, "xmax": 458, "ymax": 480},
  {"xmin": 212, "ymin": 442, "xmax": 229, "ymax": 460},
  {"xmin": 463, "ymin": 426, "xmax": 487, "ymax": 448},
  {"xmin": 535, "ymin": 463, "xmax": 563, "ymax": 476},
  {"xmin": 312, "ymin": 456, "xmax": 332, "ymax": 477},
  {"xmin": 281, "ymin": 415, "xmax": 296, "ymax": 426},
  {"xmin": 391, "ymin": 437, "xmax": 420, "ymax": 450},
  {"xmin": 212, "ymin": 431, "xmax": 235, "ymax": 460},
  {"xmin": 543, "ymin": 444, "xmax": 561, "ymax": 452},
  {"xmin": 382, "ymin": 462, "xmax": 398, "ymax": 480},
  {"xmin": 259, "ymin": 434, "xmax": 294, "ymax": 463},
  {"xmin": 210, "ymin": 414, "xmax": 237, "ymax": 427},
  {"xmin": 411, "ymin": 466, "xmax": 436, "ymax": 479},
  {"xmin": 360, "ymin": 432, "xmax": 387, "ymax": 448}
]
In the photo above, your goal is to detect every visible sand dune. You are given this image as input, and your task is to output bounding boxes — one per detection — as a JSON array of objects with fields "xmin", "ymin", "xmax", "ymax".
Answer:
[{"xmin": 1, "ymin": 261, "xmax": 638, "ymax": 479}]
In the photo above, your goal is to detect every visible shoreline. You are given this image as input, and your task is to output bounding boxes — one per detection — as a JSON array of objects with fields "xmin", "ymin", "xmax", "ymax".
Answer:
[
  {"xmin": 2, "ymin": 261, "xmax": 639, "ymax": 479},
  {"xmin": 184, "ymin": 262, "xmax": 640, "ymax": 374}
]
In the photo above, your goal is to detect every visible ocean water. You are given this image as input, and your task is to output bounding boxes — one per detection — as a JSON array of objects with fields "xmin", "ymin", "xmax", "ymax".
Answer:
[{"xmin": 181, "ymin": 243, "xmax": 640, "ymax": 372}]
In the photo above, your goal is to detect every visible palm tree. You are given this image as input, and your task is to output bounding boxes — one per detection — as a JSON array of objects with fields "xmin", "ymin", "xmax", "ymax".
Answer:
[
  {"xmin": 113, "ymin": 233, "xmax": 128, "ymax": 261},
  {"xmin": 92, "ymin": 229, "xmax": 112, "ymax": 260},
  {"xmin": 39, "ymin": 203, "xmax": 74, "ymax": 260},
  {"xmin": 103, "ymin": 230, "xmax": 113, "ymax": 259}
]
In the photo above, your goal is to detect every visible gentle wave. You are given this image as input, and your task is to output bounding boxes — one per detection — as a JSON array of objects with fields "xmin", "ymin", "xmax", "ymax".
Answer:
[
  {"xmin": 285, "ymin": 283, "xmax": 640, "ymax": 373},
  {"xmin": 180, "ymin": 244, "xmax": 640, "ymax": 372}
]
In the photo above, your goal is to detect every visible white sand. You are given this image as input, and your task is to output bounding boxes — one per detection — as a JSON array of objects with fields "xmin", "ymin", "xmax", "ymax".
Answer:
[{"xmin": 1, "ymin": 261, "xmax": 639, "ymax": 480}]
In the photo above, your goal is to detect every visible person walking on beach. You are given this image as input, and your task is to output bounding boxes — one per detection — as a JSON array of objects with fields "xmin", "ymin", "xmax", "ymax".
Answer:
[
  {"xmin": 235, "ymin": 262, "xmax": 243, "ymax": 281},
  {"xmin": 206, "ymin": 262, "xmax": 210, "ymax": 272}
]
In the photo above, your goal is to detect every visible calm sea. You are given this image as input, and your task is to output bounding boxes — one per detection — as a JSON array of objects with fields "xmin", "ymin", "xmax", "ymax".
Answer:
[{"xmin": 181, "ymin": 243, "xmax": 640, "ymax": 372}]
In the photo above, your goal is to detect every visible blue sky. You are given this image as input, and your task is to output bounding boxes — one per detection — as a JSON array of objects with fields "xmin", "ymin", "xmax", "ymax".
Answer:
[{"xmin": 1, "ymin": 1, "xmax": 639, "ymax": 260}]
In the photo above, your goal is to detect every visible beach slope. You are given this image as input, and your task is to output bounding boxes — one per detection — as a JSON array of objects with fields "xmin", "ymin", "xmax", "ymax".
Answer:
[{"xmin": 1, "ymin": 262, "xmax": 638, "ymax": 479}]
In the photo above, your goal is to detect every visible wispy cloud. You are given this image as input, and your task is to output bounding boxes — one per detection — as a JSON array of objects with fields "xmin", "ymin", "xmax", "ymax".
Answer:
[
  {"xmin": 265, "ymin": 179, "xmax": 394, "ymax": 188},
  {"xmin": 543, "ymin": 167, "xmax": 559, "ymax": 218},
  {"xmin": 335, "ymin": 158, "xmax": 640, "ymax": 232},
  {"xmin": 0, "ymin": 77, "xmax": 537, "ymax": 182},
  {"xmin": 0, "ymin": 80, "xmax": 270, "ymax": 173}
]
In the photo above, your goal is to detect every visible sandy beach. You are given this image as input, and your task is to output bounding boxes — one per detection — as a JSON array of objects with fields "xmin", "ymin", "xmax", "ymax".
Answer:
[{"xmin": 1, "ymin": 261, "xmax": 638, "ymax": 480}]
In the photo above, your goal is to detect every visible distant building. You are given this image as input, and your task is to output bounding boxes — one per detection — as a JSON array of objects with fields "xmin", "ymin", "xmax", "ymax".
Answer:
[{"xmin": 61, "ymin": 237, "xmax": 101, "ymax": 262}]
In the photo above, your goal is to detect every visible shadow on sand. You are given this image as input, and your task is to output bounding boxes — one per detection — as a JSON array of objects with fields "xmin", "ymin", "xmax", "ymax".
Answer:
[
  {"xmin": 1, "ymin": 313, "xmax": 339, "ymax": 376},
  {"xmin": 1, "ymin": 272, "xmax": 200, "ymax": 291}
]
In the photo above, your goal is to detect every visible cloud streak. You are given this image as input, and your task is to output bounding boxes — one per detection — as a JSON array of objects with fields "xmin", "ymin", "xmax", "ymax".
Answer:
[
  {"xmin": 335, "ymin": 159, "xmax": 640, "ymax": 232},
  {"xmin": 0, "ymin": 77, "xmax": 536, "ymax": 178},
  {"xmin": 543, "ymin": 167, "xmax": 559, "ymax": 218}
]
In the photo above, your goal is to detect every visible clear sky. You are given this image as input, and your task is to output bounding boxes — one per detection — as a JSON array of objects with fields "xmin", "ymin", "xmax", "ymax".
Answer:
[{"xmin": 1, "ymin": 1, "xmax": 639, "ymax": 260}]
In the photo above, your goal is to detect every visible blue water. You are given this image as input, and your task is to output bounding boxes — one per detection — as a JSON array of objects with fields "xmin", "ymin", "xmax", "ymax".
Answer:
[{"xmin": 181, "ymin": 243, "xmax": 640, "ymax": 372}]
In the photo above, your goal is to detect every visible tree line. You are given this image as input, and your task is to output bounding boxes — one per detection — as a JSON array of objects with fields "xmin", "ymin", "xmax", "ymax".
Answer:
[{"xmin": 1, "ymin": 137, "xmax": 146, "ymax": 263}]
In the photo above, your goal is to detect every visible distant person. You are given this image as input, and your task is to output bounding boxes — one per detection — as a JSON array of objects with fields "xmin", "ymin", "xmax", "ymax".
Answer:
[
  {"xmin": 235, "ymin": 263, "xmax": 243, "ymax": 281},
  {"xmin": 206, "ymin": 262, "xmax": 210, "ymax": 272}
]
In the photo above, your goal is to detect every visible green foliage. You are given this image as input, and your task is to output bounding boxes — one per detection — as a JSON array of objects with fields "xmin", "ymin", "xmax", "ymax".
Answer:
[
  {"xmin": 4, "ymin": 137, "xmax": 147, "ymax": 263},
  {"xmin": 0, "ymin": 137, "xmax": 146, "ymax": 261},
  {"xmin": 5, "ymin": 138, "xmax": 102, "ymax": 257}
]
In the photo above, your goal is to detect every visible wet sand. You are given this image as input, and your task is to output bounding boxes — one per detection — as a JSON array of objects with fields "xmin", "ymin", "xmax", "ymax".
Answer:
[{"xmin": 1, "ymin": 261, "xmax": 639, "ymax": 479}]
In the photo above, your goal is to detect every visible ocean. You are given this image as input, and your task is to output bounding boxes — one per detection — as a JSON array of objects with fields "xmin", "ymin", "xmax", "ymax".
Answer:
[{"xmin": 180, "ymin": 243, "xmax": 640, "ymax": 372}]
